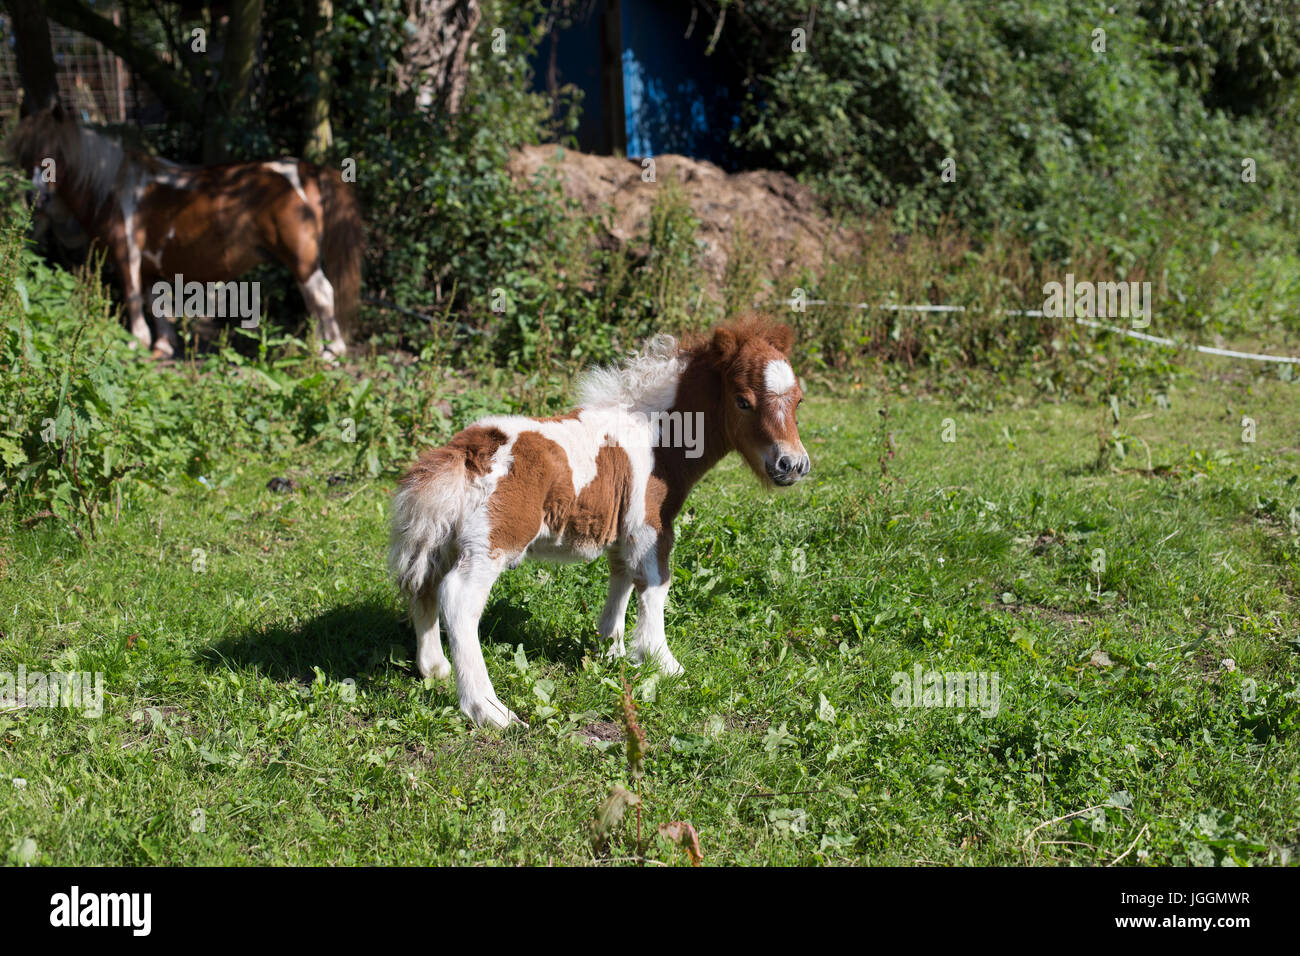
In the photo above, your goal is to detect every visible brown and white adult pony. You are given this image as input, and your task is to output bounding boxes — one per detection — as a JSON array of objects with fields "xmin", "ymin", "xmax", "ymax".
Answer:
[
  {"xmin": 389, "ymin": 317, "xmax": 811, "ymax": 728},
  {"xmin": 8, "ymin": 103, "xmax": 361, "ymax": 360}
]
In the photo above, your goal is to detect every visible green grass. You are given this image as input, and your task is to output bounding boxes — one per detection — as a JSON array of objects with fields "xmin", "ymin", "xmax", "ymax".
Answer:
[{"xmin": 2, "ymin": 354, "xmax": 1299, "ymax": 866}]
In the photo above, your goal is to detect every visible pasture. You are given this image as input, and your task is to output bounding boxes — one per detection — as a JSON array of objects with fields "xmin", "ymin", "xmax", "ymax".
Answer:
[
  {"xmin": 3, "ymin": 350, "xmax": 1297, "ymax": 866},
  {"xmin": 3, "ymin": 0, "xmax": 1300, "ymax": 875}
]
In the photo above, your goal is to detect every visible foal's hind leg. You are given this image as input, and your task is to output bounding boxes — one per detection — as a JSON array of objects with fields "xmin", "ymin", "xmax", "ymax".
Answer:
[
  {"xmin": 599, "ymin": 548, "xmax": 634, "ymax": 660},
  {"xmin": 439, "ymin": 553, "xmax": 523, "ymax": 729},
  {"xmin": 411, "ymin": 581, "xmax": 451, "ymax": 680}
]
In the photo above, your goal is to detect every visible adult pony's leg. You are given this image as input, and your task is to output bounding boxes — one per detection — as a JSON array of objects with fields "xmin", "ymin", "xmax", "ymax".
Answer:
[
  {"xmin": 143, "ymin": 279, "xmax": 181, "ymax": 359},
  {"xmin": 129, "ymin": 286, "xmax": 160, "ymax": 354},
  {"xmin": 110, "ymin": 246, "xmax": 152, "ymax": 352},
  {"xmin": 296, "ymin": 264, "xmax": 347, "ymax": 362},
  {"xmin": 599, "ymin": 548, "xmax": 634, "ymax": 660},
  {"xmin": 113, "ymin": 187, "xmax": 170, "ymax": 356},
  {"xmin": 439, "ymin": 551, "xmax": 522, "ymax": 729},
  {"xmin": 284, "ymin": 167, "xmax": 356, "ymax": 362}
]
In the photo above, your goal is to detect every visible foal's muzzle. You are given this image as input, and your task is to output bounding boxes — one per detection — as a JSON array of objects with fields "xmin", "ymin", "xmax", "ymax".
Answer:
[{"xmin": 767, "ymin": 451, "xmax": 811, "ymax": 486}]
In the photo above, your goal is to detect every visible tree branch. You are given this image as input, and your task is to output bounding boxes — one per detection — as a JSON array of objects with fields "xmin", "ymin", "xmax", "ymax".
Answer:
[{"xmin": 44, "ymin": 0, "xmax": 200, "ymax": 115}]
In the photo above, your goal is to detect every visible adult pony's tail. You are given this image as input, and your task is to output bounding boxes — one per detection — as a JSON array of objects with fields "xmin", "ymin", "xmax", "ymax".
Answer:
[{"xmin": 318, "ymin": 168, "xmax": 362, "ymax": 339}]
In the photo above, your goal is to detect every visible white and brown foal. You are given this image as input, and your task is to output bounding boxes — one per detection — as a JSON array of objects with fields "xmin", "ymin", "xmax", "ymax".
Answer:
[{"xmin": 390, "ymin": 317, "xmax": 811, "ymax": 728}]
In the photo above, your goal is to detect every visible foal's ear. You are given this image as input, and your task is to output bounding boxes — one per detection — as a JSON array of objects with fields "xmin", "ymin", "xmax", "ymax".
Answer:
[
  {"xmin": 764, "ymin": 323, "xmax": 794, "ymax": 355},
  {"xmin": 710, "ymin": 326, "xmax": 740, "ymax": 365}
]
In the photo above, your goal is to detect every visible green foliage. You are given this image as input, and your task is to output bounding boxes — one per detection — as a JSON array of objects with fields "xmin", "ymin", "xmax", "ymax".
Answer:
[
  {"xmin": 0, "ymin": 203, "xmax": 510, "ymax": 540},
  {"xmin": 313, "ymin": 0, "xmax": 588, "ymax": 354},
  {"xmin": 3, "ymin": 371, "xmax": 1298, "ymax": 864},
  {"xmin": 1140, "ymin": 0, "xmax": 1300, "ymax": 116},
  {"xmin": 724, "ymin": 0, "xmax": 1298, "ymax": 263}
]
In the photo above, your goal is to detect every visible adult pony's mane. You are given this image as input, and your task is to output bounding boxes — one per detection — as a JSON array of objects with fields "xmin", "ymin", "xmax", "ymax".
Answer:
[
  {"xmin": 8, "ymin": 111, "xmax": 139, "ymax": 211},
  {"xmin": 576, "ymin": 333, "xmax": 687, "ymax": 413}
]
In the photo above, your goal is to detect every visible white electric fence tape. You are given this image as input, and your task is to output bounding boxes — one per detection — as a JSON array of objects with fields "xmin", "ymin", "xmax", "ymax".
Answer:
[{"xmin": 778, "ymin": 299, "xmax": 1300, "ymax": 365}]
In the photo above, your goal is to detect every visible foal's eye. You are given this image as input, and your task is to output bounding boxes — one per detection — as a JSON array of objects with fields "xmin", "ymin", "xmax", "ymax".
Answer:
[{"xmin": 735, "ymin": 396, "xmax": 752, "ymax": 411}]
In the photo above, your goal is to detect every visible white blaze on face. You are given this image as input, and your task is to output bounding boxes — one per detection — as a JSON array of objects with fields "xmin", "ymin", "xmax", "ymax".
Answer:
[
  {"xmin": 764, "ymin": 359, "xmax": 798, "ymax": 427},
  {"xmin": 765, "ymin": 359, "xmax": 796, "ymax": 395}
]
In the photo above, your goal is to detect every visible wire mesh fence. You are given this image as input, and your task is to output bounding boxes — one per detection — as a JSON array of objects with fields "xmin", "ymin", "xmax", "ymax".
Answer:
[{"xmin": 0, "ymin": 9, "xmax": 131, "ymax": 125}]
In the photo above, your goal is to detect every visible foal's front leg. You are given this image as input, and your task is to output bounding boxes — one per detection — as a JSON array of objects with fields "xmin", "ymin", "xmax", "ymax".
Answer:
[{"xmin": 629, "ymin": 543, "xmax": 684, "ymax": 676}]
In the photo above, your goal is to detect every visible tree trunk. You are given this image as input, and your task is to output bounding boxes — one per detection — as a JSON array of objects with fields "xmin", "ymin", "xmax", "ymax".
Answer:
[
  {"xmin": 5, "ymin": 0, "xmax": 61, "ymax": 113},
  {"xmin": 302, "ymin": 0, "xmax": 333, "ymax": 161},
  {"xmin": 202, "ymin": 0, "xmax": 263, "ymax": 161},
  {"xmin": 395, "ymin": 0, "xmax": 481, "ymax": 115}
]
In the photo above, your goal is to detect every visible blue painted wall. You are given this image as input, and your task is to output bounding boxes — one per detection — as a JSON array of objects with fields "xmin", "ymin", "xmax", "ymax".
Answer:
[
  {"xmin": 531, "ymin": 7, "xmax": 611, "ymax": 155},
  {"xmin": 620, "ymin": 0, "xmax": 740, "ymax": 166},
  {"xmin": 529, "ymin": 0, "xmax": 742, "ymax": 167}
]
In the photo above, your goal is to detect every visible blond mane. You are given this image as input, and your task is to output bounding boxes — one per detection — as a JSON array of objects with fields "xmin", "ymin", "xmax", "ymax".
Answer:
[{"xmin": 576, "ymin": 334, "xmax": 687, "ymax": 414}]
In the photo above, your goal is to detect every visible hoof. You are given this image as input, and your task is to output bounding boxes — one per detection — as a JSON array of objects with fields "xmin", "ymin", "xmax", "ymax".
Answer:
[
  {"xmin": 633, "ymin": 648, "xmax": 684, "ymax": 676},
  {"xmin": 462, "ymin": 697, "xmax": 526, "ymax": 730},
  {"xmin": 657, "ymin": 657, "xmax": 685, "ymax": 677},
  {"xmin": 418, "ymin": 657, "xmax": 452, "ymax": 681}
]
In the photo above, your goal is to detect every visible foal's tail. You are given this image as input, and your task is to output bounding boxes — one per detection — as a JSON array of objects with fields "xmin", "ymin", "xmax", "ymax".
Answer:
[
  {"xmin": 388, "ymin": 448, "xmax": 486, "ymax": 597},
  {"xmin": 318, "ymin": 168, "xmax": 362, "ymax": 338}
]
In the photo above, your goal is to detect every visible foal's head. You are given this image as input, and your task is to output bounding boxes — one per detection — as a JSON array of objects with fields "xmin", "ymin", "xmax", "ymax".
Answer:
[{"xmin": 709, "ymin": 318, "xmax": 811, "ymax": 487}]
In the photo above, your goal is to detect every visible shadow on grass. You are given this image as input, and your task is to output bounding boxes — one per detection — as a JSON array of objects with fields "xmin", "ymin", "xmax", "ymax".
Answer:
[
  {"xmin": 481, "ymin": 596, "xmax": 591, "ymax": 670},
  {"xmin": 200, "ymin": 594, "xmax": 588, "ymax": 685},
  {"xmin": 201, "ymin": 599, "xmax": 410, "ymax": 684}
]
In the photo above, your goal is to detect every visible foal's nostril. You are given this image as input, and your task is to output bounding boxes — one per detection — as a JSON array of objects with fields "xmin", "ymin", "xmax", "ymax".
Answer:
[
  {"xmin": 776, "ymin": 454, "xmax": 794, "ymax": 474},
  {"xmin": 800, "ymin": 456, "xmax": 811, "ymax": 476}
]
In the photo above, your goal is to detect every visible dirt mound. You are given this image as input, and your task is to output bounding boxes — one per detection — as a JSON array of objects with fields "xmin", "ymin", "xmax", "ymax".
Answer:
[{"xmin": 507, "ymin": 144, "xmax": 853, "ymax": 297}]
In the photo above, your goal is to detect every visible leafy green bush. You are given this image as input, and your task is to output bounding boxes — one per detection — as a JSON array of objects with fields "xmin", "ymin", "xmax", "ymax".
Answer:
[
  {"xmin": 723, "ymin": 0, "xmax": 1298, "ymax": 263},
  {"xmin": 7, "ymin": 0, "xmax": 1299, "ymax": 425},
  {"xmin": 1140, "ymin": 0, "xmax": 1300, "ymax": 116},
  {"xmin": 0, "ymin": 193, "xmax": 511, "ymax": 540},
  {"xmin": 299, "ymin": 0, "xmax": 588, "ymax": 354}
]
